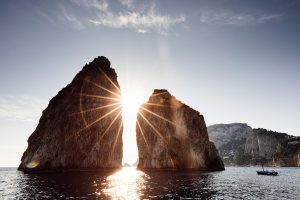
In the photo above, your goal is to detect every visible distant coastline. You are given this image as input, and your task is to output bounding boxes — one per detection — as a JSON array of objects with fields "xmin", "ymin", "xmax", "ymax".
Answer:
[{"xmin": 208, "ymin": 123, "xmax": 300, "ymax": 167}]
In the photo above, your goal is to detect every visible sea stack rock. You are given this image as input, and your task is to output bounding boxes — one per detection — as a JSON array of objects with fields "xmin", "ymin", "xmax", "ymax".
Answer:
[
  {"xmin": 18, "ymin": 56, "xmax": 123, "ymax": 172},
  {"xmin": 136, "ymin": 89, "xmax": 224, "ymax": 170}
]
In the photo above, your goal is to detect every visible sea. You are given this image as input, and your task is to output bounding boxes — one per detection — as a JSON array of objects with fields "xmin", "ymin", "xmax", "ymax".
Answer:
[{"xmin": 0, "ymin": 167, "xmax": 299, "ymax": 199}]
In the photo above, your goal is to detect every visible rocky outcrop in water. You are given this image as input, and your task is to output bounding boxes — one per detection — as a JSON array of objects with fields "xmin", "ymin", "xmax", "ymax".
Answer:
[
  {"xmin": 18, "ymin": 56, "xmax": 123, "ymax": 172},
  {"xmin": 136, "ymin": 89, "xmax": 224, "ymax": 170},
  {"xmin": 208, "ymin": 124, "xmax": 300, "ymax": 167},
  {"xmin": 240, "ymin": 128, "xmax": 300, "ymax": 167},
  {"xmin": 208, "ymin": 123, "xmax": 252, "ymax": 165}
]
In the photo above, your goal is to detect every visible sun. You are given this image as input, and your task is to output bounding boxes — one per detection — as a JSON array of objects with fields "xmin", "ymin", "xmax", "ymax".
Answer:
[
  {"xmin": 121, "ymin": 86, "xmax": 146, "ymax": 165},
  {"xmin": 121, "ymin": 91, "xmax": 141, "ymax": 119}
]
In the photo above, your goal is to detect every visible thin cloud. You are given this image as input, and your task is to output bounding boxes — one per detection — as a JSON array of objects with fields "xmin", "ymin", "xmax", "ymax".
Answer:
[
  {"xmin": 89, "ymin": 7, "xmax": 186, "ymax": 34},
  {"xmin": 119, "ymin": 0, "xmax": 134, "ymax": 9},
  {"xmin": 200, "ymin": 10, "xmax": 283, "ymax": 26},
  {"xmin": 59, "ymin": 5, "xmax": 85, "ymax": 30},
  {"xmin": 36, "ymin": 9, "xmax": 57, "ymax": 25},
  {"xmin": 137, "ymin": 29, "xmax": 148, "ymax": 33},
  {"xmin": 0, "ymin": 95, "xmax": 47, "ymax": 122},
  {"xmin": 69, "ymin": 0, "xmax": 185, "ymax": 34},
  {"xmin": 35, "ymin": 0, "xmax": 185, "ymax": 34},
  {"xmin": 70, "ymin": 0, "xmax": 108, "ymax": 11}
]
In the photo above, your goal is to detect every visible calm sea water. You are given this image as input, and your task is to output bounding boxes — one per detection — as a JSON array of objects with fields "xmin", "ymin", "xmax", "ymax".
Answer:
[{"xmin": 0, "ymin": 167, "xmax": 299, "ymax": 199}]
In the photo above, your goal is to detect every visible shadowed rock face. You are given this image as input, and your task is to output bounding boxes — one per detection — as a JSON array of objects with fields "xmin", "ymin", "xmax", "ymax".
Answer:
[
  {"xmin": 18, "ymin": 56, "xmax": 123, "ymax": 172},
  {"xmin": 136, "ymin": 89, "xmax": 224, "ymax": 170}
]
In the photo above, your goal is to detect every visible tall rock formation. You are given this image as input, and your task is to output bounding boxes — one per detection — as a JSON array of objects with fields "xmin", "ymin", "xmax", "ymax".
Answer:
[
  {"xmin": 208, "ymin": 123, "xmax": 252, "ymax": 165},
  {"xmin": 136, "ymin": 89, "xmax": 224, "ymax": 170},
  {"xmin": 18, "ymin": 56, "xmax": 123, "ymax": 172}
]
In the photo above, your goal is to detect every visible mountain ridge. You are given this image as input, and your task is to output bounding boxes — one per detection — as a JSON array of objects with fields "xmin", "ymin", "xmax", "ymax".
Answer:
[{"xmin": 208, "ymin": 123, "xmax": 300, "ymax": 167}]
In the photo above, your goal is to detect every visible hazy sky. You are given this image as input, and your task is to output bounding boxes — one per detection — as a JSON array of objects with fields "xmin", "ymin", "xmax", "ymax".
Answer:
[{"xmin": 0, "ymin": 0, "xmax": 300, "ymax": 166}]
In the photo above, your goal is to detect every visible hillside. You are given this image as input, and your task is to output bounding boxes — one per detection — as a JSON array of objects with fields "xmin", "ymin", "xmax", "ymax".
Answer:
[{"xmin": 208, "ymin": 124, "xmax": 300, "ymax": 167}]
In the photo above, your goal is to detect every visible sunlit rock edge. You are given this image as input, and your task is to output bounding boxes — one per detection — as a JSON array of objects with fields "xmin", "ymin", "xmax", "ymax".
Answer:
[{"xmin": 136, "ymin": 89, "xmax": 224, "ymax": 171}]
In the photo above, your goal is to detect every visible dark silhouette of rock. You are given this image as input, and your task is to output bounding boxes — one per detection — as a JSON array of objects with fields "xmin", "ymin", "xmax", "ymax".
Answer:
[
  {"xmin": 18, "ymin": 56, "xmax": 123, "ymax": 173},
  {"xmin": 136, "ymin": 89, "xmax": 224, "ymax": 170}
]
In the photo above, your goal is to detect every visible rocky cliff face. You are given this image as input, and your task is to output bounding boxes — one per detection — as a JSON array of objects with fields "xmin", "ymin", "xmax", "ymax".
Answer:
[
  {"xmin": 208, "ymin": 123, "xmax": 252, "ymax": 165},
  {"xmin": 208, "ymin": 124, "xmax": 300, "ymax": 167},
  {"xmin": 18, "ymin": 56, "xmax": 123, "ymax": 172},
  {"xmin": 136, "ymin": 89, "xmax": 224, "ymax": 170},
  {"xmin": 208, "ymin": 123, "xmax": 252, "ymax": 149},
  {"xmin": 241, "ymin": 128, "xmax": 300, "ymax": 167}
]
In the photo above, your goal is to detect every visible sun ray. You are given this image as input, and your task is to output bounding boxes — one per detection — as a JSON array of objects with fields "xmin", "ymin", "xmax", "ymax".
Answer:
[
  {"xmin": 97, "ymin": 67, "xmax": 121, "ymax": 93},
  {"xmin": 111, "ymin": 120, "xmax": 123, "ymax": 158},
  {"xmin": 136, "ymin": 118, "xmax": 150, "ymax": 150},
  {"xmin": 80, "ymin": 84, "xmax": 88, "ymax": 126},
  {"xmin": 137, "ymin": 111, "xmax": 166, "ymax": 142},
  {"xmin": 85, "ymin": 79, "xmax": 121, "ymax": 98},
  {"xmin": 99, "ymin": 110, "xmax": 122, "ymax": 141},
  {"xmin": 138, "ymin": 111, "xmax": 177, "ymax": 169},
  {"xmin": 70, "ymin": 102, "xmax": 121, "ymax": 116},
  {"xmin": 80, "ymin": 93, "xmax": 121, "ymax": 102},
  {"xmin": 150, "ymin": 91, "xmax": 169, "ymax": 97},
  {"xmin": 139, "ymin": 106, "xmax": 176, "ymax": 126},
  {"xmin": 144, "ymin": 102, "xmax": 175, "ymax": 108},
  {"xmin": 82, "ymin": 105, "xmax": 121, "ymax": 129},
  {"xmin": 88, "ymin": 110, "xmax": 122, "ymax": 153},
  {"xmin": 66, "ymin": 105, "xmax": 122, "ymax": 141}
]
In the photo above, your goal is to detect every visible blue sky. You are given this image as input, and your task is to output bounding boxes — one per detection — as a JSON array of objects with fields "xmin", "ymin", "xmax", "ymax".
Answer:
[{"xmin": 0, "ymin": 0, "xmax": 300, "ymax": 166}]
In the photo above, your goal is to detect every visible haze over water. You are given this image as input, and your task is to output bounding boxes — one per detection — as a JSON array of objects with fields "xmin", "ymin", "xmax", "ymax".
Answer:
[{"xmin": 1, "ymin": 167, "xmax": 299, "ymax": 199}]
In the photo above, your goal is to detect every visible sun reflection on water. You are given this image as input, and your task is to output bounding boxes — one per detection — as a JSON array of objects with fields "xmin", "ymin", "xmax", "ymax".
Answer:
[{"xmin": 101, "ymin": 167, "xmax": 149, "ymax": 199}]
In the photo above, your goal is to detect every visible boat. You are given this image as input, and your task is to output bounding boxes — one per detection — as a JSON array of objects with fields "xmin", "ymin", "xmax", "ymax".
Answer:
[
  {"xmin": 257, "ymin": 170, "xmax": 278, "ymax": 176},
  {"xmin": 256, "ymin": 163, "xmax": 278, "ymax": 176}
]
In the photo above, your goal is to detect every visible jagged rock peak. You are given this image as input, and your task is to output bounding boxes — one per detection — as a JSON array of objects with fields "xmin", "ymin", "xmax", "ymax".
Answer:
[
  {"xmin": 91, "ymin": 56, "xmax": 111, "ymax": 67},
  {"xmin": 150, "ymin": 89, "xmax": 172, "ymax": 100},
  {"xmin": 136, "ymin": 89, "xmax": 224, "ymax": 171},
  {"xmin": 78, "ymin": 56, "xmax": 116, "ymax": 79},
  {"xmin": 148, "ymin": 89, "xmax": 190, "ymax": 110},
  {"xmin": 208, "ymin": 123, "xmax": 253, "ymax": 149},
  {"xmin": 18, "ymin": 56, "xmax": 123, "ymax": 173}
]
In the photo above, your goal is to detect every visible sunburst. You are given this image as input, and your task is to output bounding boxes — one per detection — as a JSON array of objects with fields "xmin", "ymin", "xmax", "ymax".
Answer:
[
  {"xmin": 111, "ymin": 120, "xmax": 124, "ymax": 157},
  {"xmin": 136, "ymin": 118, "xmax": 150, "ymax": 150},
  {"xmin": 69, "ymin": 102, "xmax": 121, "ymax": 116},
  {"xmin": 66, "ymin": 68, "xmax": 123, "ymax": 148},
  {"xmin": 85, "ymin": 79, "xmax": 121, "ymax": 98},
  {"xmin": 137, "ymin": 111, "xmax": 166, "ymax": 142},
  {"xmin": 135, "ymin": 92, "xmax": 186, "ymax": 168},
  {"xmin": 139, "ymin": 106, "xmax": 176, "ymax": 126}
]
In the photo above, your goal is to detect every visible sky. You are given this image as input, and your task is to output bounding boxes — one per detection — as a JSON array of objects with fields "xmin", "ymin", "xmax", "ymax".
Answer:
[{"xmin": 0, "ymin": 0, "xmax": 300, "ymax": 167}]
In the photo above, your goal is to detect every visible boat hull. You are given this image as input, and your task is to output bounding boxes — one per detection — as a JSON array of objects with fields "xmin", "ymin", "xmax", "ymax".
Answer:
[{"xmin": 257, "ymin": 171, "xmax": 278, "ymax": 176}]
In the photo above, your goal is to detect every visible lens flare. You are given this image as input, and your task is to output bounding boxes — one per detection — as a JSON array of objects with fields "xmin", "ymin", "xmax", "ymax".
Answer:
[{"xmin": 26, "ymin": 160, "xmax": 40, "ymax": 169}]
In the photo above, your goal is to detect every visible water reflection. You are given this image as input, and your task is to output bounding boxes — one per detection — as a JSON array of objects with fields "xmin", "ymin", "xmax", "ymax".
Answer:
[
  {"xmin": 10, "ymin": 167, "xmax": 216, "ymax": 199},
  {"xmin": 102, "ymin": 167, "xmax": 216, "ymax": 199},
  {"xmin": 101, "ymin": 167, "xmax": 149, "ymax": 199},
  {"xmin": 3, "ymin": 167, "xmax": 299, "ymax": 199}
]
